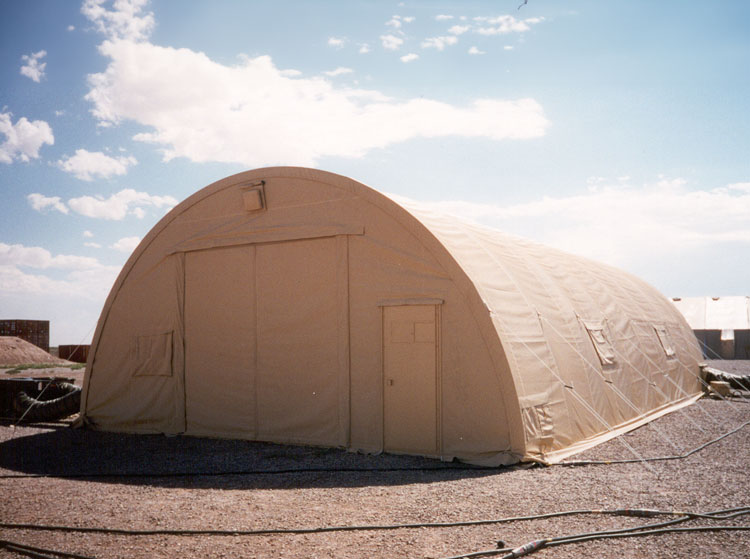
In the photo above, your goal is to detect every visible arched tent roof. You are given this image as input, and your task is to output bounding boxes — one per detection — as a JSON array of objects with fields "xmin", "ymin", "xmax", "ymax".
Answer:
[{"xmin": 81, "ymin": 167, "xmax": 703, "ymax": 465}]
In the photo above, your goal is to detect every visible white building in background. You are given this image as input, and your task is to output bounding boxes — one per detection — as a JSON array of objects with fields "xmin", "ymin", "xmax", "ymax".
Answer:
[{"xmin": 670, "ymin": 296, "xmax": 750, "ymax": 359}]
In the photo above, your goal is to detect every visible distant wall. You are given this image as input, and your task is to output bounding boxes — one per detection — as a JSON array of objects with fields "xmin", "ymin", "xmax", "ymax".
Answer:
[
  {"xmin": 694, "ymin": 329, "xmax": 750, "ymax": 359},
  {"xmin": 0, "ymin": 320, "xmax": 49, "ymax": 353},
  {"xmin": 58, "ymin": 344, "xmax": 90, "ymax": 363}
]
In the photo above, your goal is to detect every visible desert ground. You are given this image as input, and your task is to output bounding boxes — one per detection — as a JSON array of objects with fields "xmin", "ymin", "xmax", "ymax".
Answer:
[{"xmin": 0, "ymin": 360, "xmax": 748, "ymax": 559}]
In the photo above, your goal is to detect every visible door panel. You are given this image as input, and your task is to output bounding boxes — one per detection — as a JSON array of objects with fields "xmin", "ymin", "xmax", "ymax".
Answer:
[
  {"xmin": 383, "ymin": 305, "xmax": 439, "ymax": 454},
  {"xmin": 255, "ymin": 237, "xmax": 342, "ymax": 445},
  {"xmin": 184, "ymin": 246, "xmax": 256, "ymax": 436}
]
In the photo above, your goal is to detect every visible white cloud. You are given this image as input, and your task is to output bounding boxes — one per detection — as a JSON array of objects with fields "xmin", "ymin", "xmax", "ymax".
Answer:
[
  {"xmin": 421, "ymin": 36, "xmax": 459, "ymax": 50},
  {"xmin": 435, "ymin": 15, "xmax": 454, "ymax": 21},
  {"xmin": 324, "ymin": 67, "xmax": 353, "ymax": 77},
  {"xmin": 474, "ymin": 15, "xmax": 543, "ymax": 35},
  {"xmin": 394, "ymin": 178, "xmax": 750, "ymax": 269},
  {"xmin": 67, "ymin": 188, "xmax": 177, "ymax": 220},
  {"xmin": 28, "ymin": 188, "xmax": 175, "ymax": 220},
  {"xmin": 0, "ymin": 243, "xmax": 120, "ymax": 343},
  {"xmin": 0, "ymin": 112, "xmax": 54, "ymax": 164},
  {"xmin": 468, "ymin": 46, "xmax": 486, "ymax": 55},
  {"xmin": 386, "ymin": 15, "xmax": 413, "ymax": 29},
  {"xmin": 68, "ymin": 25, "xmax": 76, "ymax": 31},
  {"xmin": 27, "ymin": 193, "xmax": 69, "ymax": 214},
  {"xmin": 20, "ymin": 50, "xmax": 47, "ymax": 82},
  {"xmin": 448, "ymin": 25, "xmax": 470, "ymax": 35},
  {"xmin": 358, "ymin": 43, "xmax": 371, "ymax": 54},
  {"xmin": 81, "ymin": 0, "xmax": 154, "ymax": 42},
  {"xmin": 85, "ymin": 42, "xmax": 549, "ymax": 167},
  {"xmin": 57, "ymin": 148, "xmax": 137, "ymax": 181},
  {"xmin": 327, "ymin": 37, "xmax": 345, "ymax": 48},
  {"xmin": 83, "ymin": 230, "xmax": 94, "ymax": 238},
  {"xmin": 0, "ymin": 261, "xmax": 115, "ymax": 298},
  {"xmin": 380, "ymin": 34, "xmax": 404, "ymax": 50},
  {"xmin": 504, "ymin": 45, "xmax": 514, "ymax": 51},
  {"xmin": 0, "ymin": 242, "xmax": 102, "ymax": 271},
  {"xmin": 400, "ymin": 53, "xmax": 419, "ymax": 63},
  {"xmin": 110, "ymin": 236, "xmax": 141, "ymax": 252},
  {"xmin": 84, "ymin": 241, "xmax": 103, "ymax": 248}
]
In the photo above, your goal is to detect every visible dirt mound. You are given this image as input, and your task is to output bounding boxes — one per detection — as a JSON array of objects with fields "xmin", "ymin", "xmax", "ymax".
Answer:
[{"xmin": 0, "ymin": 336, "xmax": 71, "ymax": 366}]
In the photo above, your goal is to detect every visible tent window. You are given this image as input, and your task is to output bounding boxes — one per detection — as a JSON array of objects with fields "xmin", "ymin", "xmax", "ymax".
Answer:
[
  {"xmin": 583, "ymin": 320, "xmax": 616, "ymax": 367},
  {"xmin": 132, "ymin": 331, "xmax": 173, "ymax": 377},
  {"xmin": 653, "ymin": 325, "xmax": 676, "ymax": 359}
]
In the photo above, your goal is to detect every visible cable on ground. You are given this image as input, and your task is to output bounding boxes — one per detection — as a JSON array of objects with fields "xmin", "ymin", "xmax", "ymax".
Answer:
[
  {"xmin": 440, "ymin": 506, "xmax": 750, "ymax": 559},
  {"xmin": 0, "ymin": 538, "xmax": 95, "ymax": 559},
  {"xmin": 557, "ymin": 417, "xmax": 750, "ymax": 466},
  {"xmin": 1, "ymin": 506, "xmax": 748, "ymax": 538}
]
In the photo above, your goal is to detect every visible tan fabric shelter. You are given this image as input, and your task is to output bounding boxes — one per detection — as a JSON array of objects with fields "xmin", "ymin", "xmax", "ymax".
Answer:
[{"xmin": 80, "ymin": 167, "xmax": 703, "ymax": 465}]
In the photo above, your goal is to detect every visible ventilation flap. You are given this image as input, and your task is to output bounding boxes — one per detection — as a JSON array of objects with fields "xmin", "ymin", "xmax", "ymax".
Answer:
[{"xmin": 583, "ymin": 320, "xmax": 617, "ymax": 367}]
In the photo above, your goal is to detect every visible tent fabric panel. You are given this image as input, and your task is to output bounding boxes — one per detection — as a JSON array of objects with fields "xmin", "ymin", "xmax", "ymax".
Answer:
[
  {"xmin": 403, "ymin": 201, "xmax": 702, "ymax": 463},
  {"xmin": 539, "ymin": 392, "xmax": 702, "ymax": 464},
  {"xmin": 184, "ymin": 246, "xmax": 256, "ymax": 438},
  {"xmin": 345, "ymin": 204, "xmax": 515, "ymax": 463},
  {"xmin": 132, "ymin": 331, "xmax": 174, "ymax": 377},
  {"xmin": 438, "ymin": 297, "xmax": 516, "ymax": 463},
  {"xmin": 255, "ymin": 237, "xmax": 343, "ymax": 447},
  {"xmin": 83, "ymin": 254, "xmax": 185, "ymax": 434},
  {"xmin": 345, "ymin": 219, "xmax": 450, "ymax": 454}
]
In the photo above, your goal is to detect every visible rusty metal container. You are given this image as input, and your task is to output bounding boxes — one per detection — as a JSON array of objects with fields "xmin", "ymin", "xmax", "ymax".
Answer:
[
  {"xmin": 58, "ymin": 344, "xmax": 90, "ymax": 363},
  {"xmin": 0, "ymin": 320, "xmax": 50, "ymax": 353}
]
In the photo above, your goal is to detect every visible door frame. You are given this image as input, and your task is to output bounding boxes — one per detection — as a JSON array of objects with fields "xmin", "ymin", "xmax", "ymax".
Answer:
[{"xmin": 378, "ymin": 299, "xmax": 443, "ymax": 456}]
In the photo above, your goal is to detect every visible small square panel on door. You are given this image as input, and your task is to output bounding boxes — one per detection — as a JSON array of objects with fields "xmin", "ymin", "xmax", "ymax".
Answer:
[{"xmin": 383, "ymin": 305, "xmax": 439, "ymax": 455}]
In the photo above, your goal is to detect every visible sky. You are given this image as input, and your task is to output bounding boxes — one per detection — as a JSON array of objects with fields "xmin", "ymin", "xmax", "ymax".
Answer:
[{"xmin": 1, "ymin": 0, "xmax": 749, "ymax": 346}]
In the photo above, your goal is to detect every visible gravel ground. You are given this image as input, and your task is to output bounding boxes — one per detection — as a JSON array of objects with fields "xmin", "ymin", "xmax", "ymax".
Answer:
[{"xmin": 0, "ymin": 361, "xmax": 748, "ymax": 559}]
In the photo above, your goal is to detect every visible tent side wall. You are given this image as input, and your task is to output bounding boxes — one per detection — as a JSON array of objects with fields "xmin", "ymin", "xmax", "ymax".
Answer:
[
  {"xmin": 406, "ymin": 214, "xmax": 703, "ymax": 463},
  {"xmin": 81, "ymin": 167, "xmax": 522, "ymax": 465}
]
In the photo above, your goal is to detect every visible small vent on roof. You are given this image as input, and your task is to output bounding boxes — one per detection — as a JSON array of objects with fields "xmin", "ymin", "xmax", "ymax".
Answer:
[{"xmin": 242, "ymin": 181, "xmax": 266, "ymax": 212}]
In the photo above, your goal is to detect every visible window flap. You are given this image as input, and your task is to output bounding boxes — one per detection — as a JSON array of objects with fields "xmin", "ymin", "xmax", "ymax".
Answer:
[
  {"xmin": 583, "ymin": 320, "xmax": 617, "ymax": 366},
  {"xmin": 132, "ymin": 331, "xmax": 173, "ymax": 377},
  {"xmin": 653, "ymin": 325, "xmax": 676, "ymax": 358}
]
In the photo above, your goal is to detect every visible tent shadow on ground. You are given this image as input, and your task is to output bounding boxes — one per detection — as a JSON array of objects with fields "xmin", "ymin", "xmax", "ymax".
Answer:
[{"xmin": 0, "ymin": 425, "xmax": 506, "ymax": 490}]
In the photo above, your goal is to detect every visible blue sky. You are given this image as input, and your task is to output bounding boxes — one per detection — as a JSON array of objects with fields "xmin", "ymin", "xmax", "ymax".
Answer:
[{"xmin": 1, "ymin": 0, "xmax": 749, "ymax": 345}]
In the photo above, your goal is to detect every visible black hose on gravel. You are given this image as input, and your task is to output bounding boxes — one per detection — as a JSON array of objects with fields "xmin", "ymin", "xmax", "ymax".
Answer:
[
  {"xmin": 13, "ymin": 382, "xmax": 81, "ymax": 422},
  {"xmin": 440, "ymin": 506, "xmax": 750, "ymax": 559},
  {"xmin": 3, "ymin": 506, "xmax": 749, "ymax": 538},
  {"xmin": 0, "ymin": 538, "xmax": 95, "ymax": 559}
]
